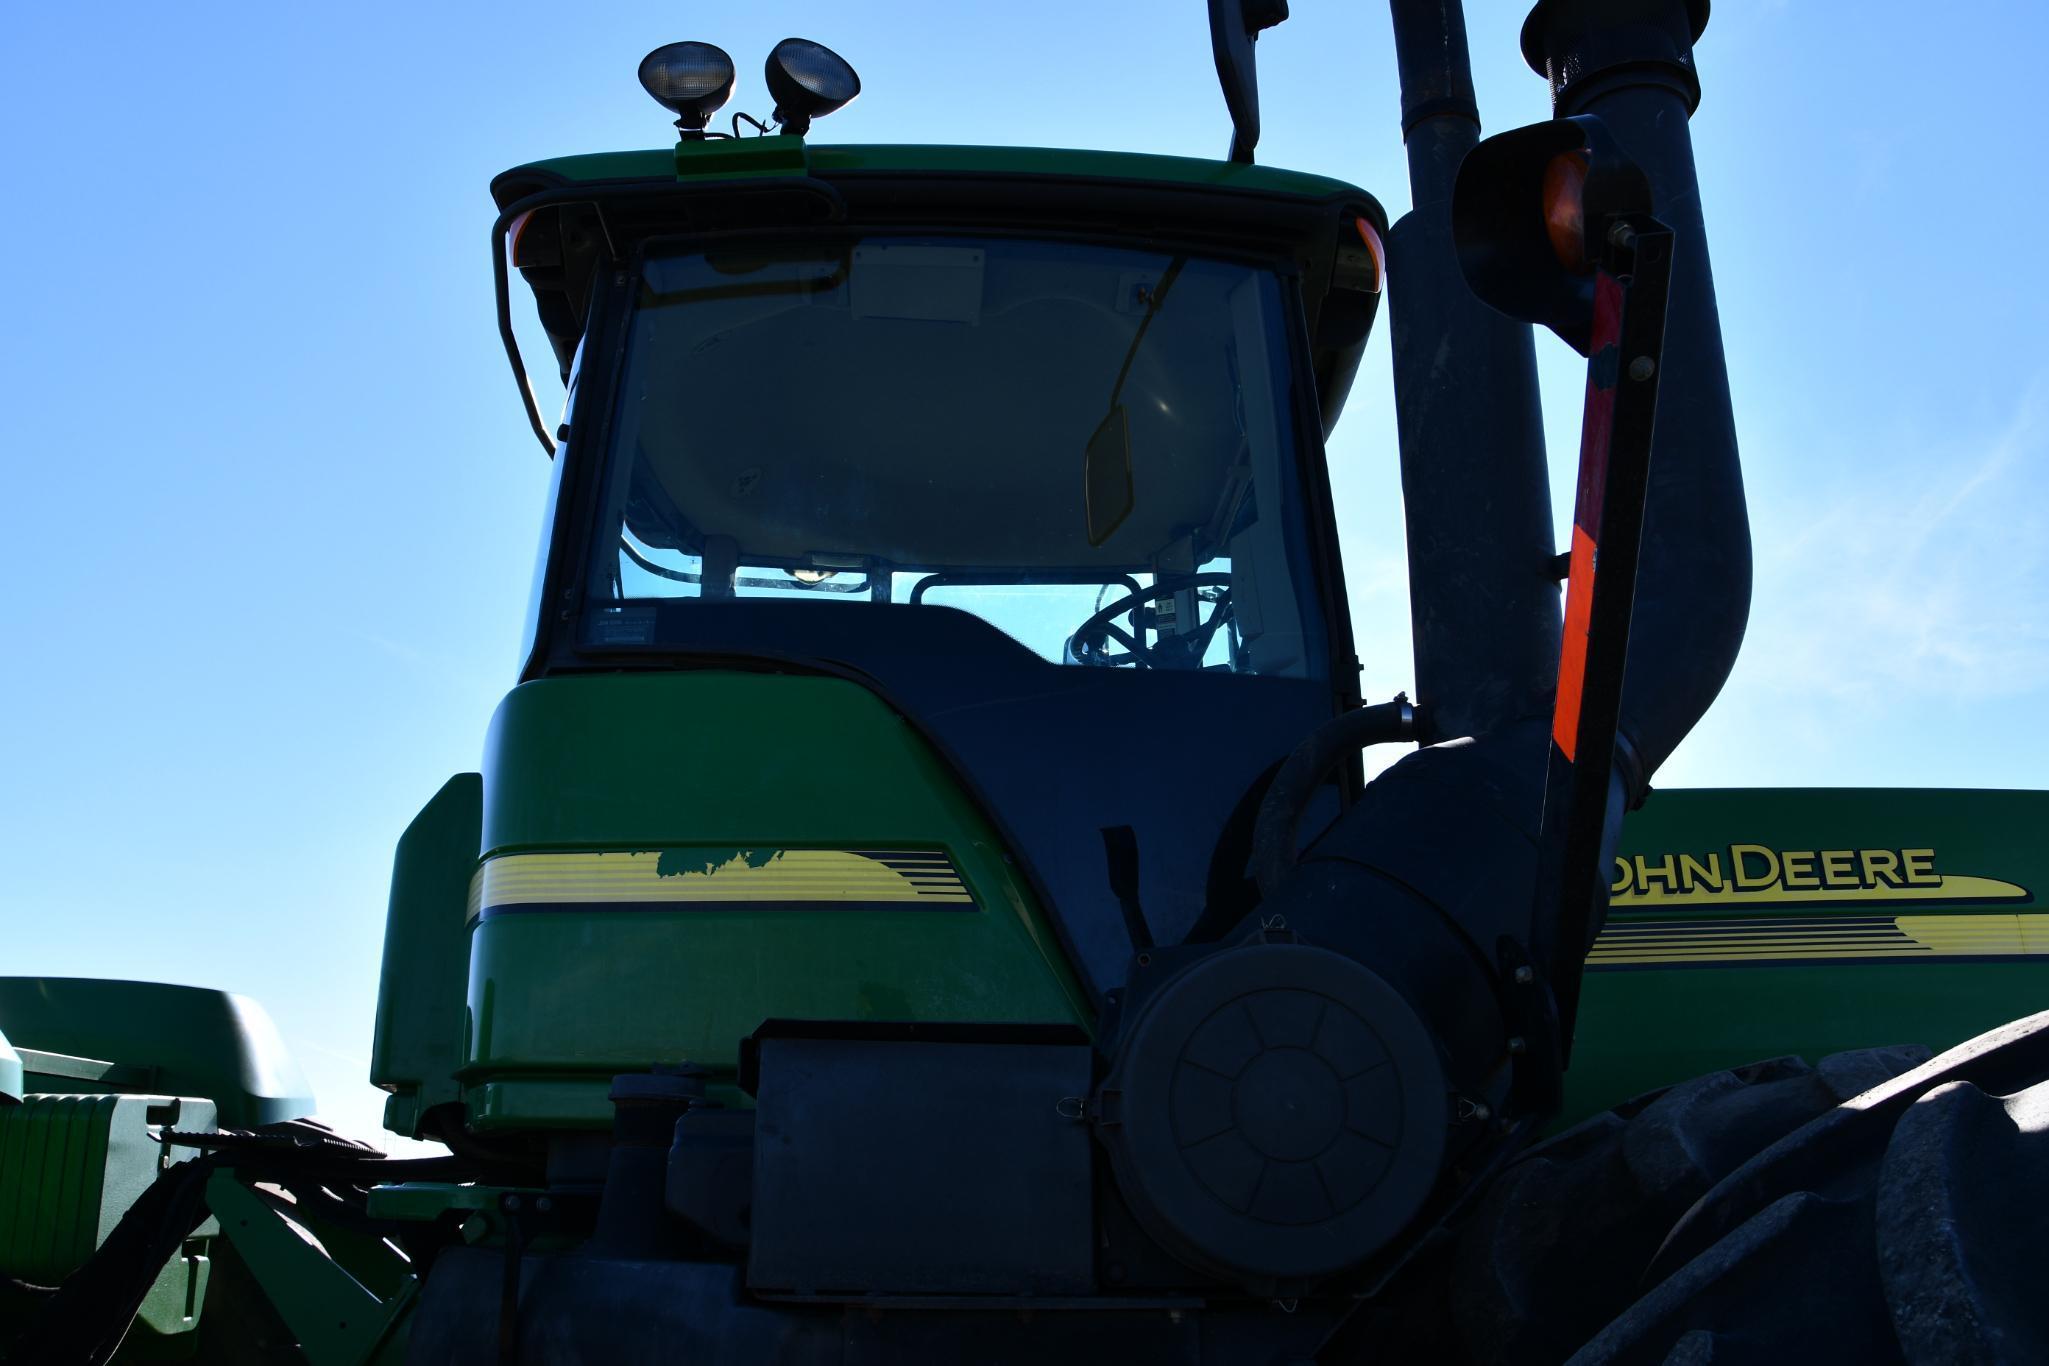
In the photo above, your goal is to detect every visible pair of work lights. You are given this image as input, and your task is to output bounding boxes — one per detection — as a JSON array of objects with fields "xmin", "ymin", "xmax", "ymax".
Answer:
[{"xmin": 638, "ymin": 37, "xmax": 859, "ymax": 138}]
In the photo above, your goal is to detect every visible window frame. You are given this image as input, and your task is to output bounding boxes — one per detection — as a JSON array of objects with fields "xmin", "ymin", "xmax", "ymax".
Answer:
[{"xmin": 525, "ymin": 220, "xmax": 1356, "ymax": 701}]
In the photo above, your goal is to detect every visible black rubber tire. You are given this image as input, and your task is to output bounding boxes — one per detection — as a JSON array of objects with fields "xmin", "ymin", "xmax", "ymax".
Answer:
[{"xmin": 1362, "ymin": 1010, "xmax": 2049, "ymax": 1365}]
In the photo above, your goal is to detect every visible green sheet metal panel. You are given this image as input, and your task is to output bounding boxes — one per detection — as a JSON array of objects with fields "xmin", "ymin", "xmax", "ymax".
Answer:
[
  {"xmin": 0, "ymin": 1093, "xmax": 115, "ymax": 1279},
  {"xmin": 206, "ymin": 1171, "xmax": 415, "ymax": 1365},
  {"xmin": 369, "ymin": 774, "xmax": 482, "ymax": 1138},
  {"xmin": 461, "ymin": 672, "xmax": 1090, "ymax": 1128},
  {"xmin": 0, "ymin": 1093, "xmax": 216, "ymax": 1342},
  {"xmin": 431, "ymin": 673, "xmax": 2049, "ymax": 1131},
  {"xmin": 0, "ymin": 979, "xmax": 312, "ymax": 1128},
  {"xmin": 1566, "ymin": 787, "xmax": 2049, "ymax": 1121}
]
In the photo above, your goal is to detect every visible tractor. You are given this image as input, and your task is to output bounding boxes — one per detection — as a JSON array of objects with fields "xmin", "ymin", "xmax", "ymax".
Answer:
[{"xmin": 6, "ymin": 2, "xmax": 2047, "ymax": 1362}]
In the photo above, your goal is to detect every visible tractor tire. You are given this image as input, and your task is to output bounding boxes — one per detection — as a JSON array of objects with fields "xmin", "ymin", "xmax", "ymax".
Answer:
[{"xmin": 1365, "ymin": 1010, "xmax": 2049, "ymax": 1365}]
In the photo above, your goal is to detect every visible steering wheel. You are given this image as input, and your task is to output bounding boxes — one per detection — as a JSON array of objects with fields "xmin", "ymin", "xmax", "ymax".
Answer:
[{"xmin": 1064, "ymin": 575, "xmax": 1235, "ymax": 669}]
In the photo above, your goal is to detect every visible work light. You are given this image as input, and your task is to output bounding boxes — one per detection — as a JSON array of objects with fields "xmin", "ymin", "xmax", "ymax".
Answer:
[
  {"xmin": 639, "ymin": 41, "xmax": 738, "ymax": 132},
  {"xmin": 764, "ymin": 38, "xmax": 860, "ymax": 136}
]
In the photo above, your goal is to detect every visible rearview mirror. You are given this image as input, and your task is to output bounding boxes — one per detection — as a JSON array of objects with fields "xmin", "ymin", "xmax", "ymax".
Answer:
[{"xmin": 1208, "ymin": 0, "xmax": 1289, "ymax": 164}]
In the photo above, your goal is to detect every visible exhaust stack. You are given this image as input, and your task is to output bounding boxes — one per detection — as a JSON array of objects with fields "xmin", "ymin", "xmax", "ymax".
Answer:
[{"xmin": 1524, "ymin": 0, "xmax": 1750, "ymax": 790}]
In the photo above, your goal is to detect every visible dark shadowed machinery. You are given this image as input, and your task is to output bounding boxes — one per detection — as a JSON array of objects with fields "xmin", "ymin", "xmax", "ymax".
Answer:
[{"xmin": 7, "ymin": 4, "xmax": 2049, "ymax": 1363}]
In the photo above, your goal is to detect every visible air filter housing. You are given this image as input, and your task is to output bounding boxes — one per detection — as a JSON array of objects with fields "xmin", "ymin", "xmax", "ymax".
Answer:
[{"xmin": 1093, "ymin": 942, "xmax": 1448, "ymax": 1291}]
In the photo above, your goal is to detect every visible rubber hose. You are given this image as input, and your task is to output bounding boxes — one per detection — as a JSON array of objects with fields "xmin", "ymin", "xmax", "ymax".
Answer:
[{"xmin": 1250, "ymin": 698, "xmax": 1416, "ymax": 900}]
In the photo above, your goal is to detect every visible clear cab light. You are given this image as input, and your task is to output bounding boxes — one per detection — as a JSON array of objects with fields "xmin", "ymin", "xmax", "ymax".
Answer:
[
  {"xmin": 639, "ymin": 41, "xmax": 737, "ymax": 131},
  {"xmin": 764, "ymin": 38, "xmax": 860, "ymax": 136}
]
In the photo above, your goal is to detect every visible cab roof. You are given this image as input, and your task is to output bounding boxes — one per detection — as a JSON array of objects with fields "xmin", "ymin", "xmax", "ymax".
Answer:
[
  {"xmin": 492, "ymin": 142, "xmax": 1374, "ymax": 210},
  {"xmin": 488, "ymin": 140, "xmax": 1387, "ymax": 444}
]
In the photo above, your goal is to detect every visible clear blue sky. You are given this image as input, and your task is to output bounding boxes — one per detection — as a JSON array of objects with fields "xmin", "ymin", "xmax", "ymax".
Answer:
[{"xmin": 5, "ymin": 2, "xmax": 2045, "ymax": 1144}]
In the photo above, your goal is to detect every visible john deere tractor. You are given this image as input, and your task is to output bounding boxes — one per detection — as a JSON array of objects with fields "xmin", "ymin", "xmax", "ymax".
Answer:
[{"xmin": 7, "ymin": 2, "xmax": 2048, "ymax": 1362}]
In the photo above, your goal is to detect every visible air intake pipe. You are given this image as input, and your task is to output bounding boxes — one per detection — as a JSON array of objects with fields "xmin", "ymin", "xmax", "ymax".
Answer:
[
  {"xmin": 1093, "ymin": 0, "xmax": 1749, "ymax": 1291},
  {"xmin": 1386, "ymin": 0, "xmax": 1562, "ymax": 745}
]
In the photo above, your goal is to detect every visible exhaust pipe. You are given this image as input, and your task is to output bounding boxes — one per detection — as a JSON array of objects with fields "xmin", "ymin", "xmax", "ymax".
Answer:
[{"xmin": 1524, "ymin": 0, "xmax": 1750, "ymax": 791}]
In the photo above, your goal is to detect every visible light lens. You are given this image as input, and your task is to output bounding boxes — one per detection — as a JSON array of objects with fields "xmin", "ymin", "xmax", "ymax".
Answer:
[
  {"xmin": 1541, "ymin": 150, "xmax": 1592, "ymax": 274},
  {"xmin": 639, "ymin": 41, "xmax": 737, "ymax": 130},
  {"xmin": 765, "ymin": 37, "xmax": 860, "ymax": 132},
  {"xmin": 1353, "ymin": 217, "xmax": 1386, "ymax": 293},
  {"xmin": 507, "ymin": 209, "xmax": 560, "ymax": 270}
]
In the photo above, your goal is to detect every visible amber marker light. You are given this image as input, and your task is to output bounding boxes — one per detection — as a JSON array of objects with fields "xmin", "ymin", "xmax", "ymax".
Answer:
[
  {"xmin": 506, "ymin": 209, "xmax": 558, "ymax": 271},
  {"xmin": 1542, "ymin": 150, "xmax": 1593, "ymax": 274},
  {"xmin": 1353, "ymin": 217, "xmax": 1386, "ymax": 293}
]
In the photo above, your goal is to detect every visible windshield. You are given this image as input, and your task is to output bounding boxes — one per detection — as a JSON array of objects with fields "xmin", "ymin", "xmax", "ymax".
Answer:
[{"xmin": 580, "ymin": 234, "xmax": 1329, "ymax": 677}]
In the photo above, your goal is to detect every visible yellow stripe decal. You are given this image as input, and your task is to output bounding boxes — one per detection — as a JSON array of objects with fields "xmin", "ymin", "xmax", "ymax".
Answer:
[
  {"xmin": 1612, "ymin": 873, "xmax": 2030, "ymax": 909},
  {"xmin": 467, "ymin": 848, "xmax": 976, "ymax": 921},
  {"xmin": 1587, "ymin": 912, "xmax": 2049, "ymax": 968}
]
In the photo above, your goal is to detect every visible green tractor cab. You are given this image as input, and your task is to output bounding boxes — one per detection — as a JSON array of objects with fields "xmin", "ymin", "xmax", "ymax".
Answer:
[{"xmin": 412, "ymin": 138, "xmax": 1391, "ymax": 1138}]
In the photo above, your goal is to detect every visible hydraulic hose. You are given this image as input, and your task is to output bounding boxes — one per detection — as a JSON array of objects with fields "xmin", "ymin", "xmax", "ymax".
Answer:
[{"xmin": 1250, "ymin": 698, "xmax": 1417, "ymax": 899}]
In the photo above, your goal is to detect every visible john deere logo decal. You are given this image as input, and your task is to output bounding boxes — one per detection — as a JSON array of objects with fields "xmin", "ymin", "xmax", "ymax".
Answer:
[
  {"xmin": 1589, "ymin": 844, "xmax": 2040, "ymax": 969},
  {"xmin": 1610, "ymin": 844, "xmax": 2029, "ymax": 907}
]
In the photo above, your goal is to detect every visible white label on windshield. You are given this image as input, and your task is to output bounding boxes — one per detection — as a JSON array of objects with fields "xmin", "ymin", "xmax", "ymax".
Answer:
[{"xmin": 850, "ymin": 245, "xmax": 985, "ymax": 324}]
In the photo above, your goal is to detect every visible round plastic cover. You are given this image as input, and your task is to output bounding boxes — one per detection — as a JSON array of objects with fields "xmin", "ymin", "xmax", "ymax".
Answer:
[{"xmin": 1095, "ymin": 943, "xmax": 1448, "ymax": 1288}]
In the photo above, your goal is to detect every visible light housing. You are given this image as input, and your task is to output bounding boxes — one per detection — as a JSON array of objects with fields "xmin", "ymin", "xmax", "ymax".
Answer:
[
  {"xmin": 639, "ymin": 41, "xmax": 737, "ymax": 132},
  {"xmin": 764, "ymin": 38, "xmax": 860, "ymax": 136},
  {"xmin": 1452, "ymin": 115, "xmax": 1653, "ymax": 354}
]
